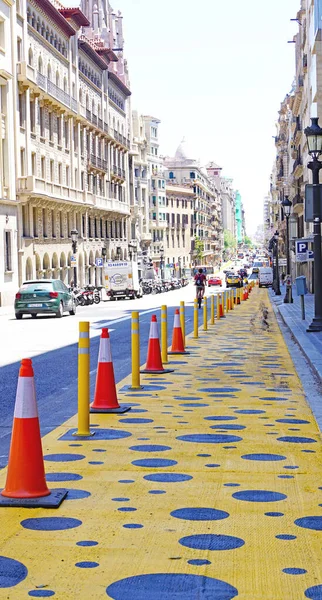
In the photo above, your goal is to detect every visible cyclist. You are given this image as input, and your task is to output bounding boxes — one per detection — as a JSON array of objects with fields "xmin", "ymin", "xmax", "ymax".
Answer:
[{"xmin": 194, "ymin": 268, "xmax": 207, "ymax": 308}]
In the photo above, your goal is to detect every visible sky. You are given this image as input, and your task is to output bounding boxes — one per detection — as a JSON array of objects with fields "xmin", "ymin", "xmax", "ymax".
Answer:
[{"xmin": 111, "ymin": 0, "xmax": 299, "ymax": 234}]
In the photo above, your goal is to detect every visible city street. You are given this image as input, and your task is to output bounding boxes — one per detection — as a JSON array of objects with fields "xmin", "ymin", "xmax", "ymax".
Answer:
[
  {"xmin": 0, "ymin": 282, "xmax": 208, "ymax": 467},
  {"xmin": 2, "ymin": 287, "xmax": 322, "ymax": 599}
]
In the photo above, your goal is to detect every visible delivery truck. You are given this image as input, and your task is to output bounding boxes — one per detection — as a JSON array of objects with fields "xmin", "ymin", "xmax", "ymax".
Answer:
[{"xmin": 104, "ymin": 261, "xmax": 143, "ymax": 300}]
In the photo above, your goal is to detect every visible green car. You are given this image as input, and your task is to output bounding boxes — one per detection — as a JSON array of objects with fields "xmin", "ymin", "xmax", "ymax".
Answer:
[{"xmin": 15, "ymin": 279, "xmax": 77, "ymax": 320}]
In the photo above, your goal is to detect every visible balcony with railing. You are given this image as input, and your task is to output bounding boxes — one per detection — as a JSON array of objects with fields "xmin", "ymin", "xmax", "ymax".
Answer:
[
  {"xmin": 88, "ymin": 154, "xmax": 108, "ymax": 172},
  {"xmin": 17, "ymin": 175, "xmax": 86, "ymax": 204}
]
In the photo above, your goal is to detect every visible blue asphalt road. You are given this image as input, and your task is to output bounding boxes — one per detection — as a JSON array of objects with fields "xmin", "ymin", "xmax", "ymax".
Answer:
[{"xmin": 0, "ymin": 303, "xmax": 199, "ymax": 467}]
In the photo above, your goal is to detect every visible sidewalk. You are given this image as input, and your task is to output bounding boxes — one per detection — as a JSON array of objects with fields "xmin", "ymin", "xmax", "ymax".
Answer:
[
  {"xmin": 269, "ymin": 286, "xmax": 322, "ymax": 384},
  {"xmin": 2, "ymin": 288, "xmax": 322, "ymax": 598}
]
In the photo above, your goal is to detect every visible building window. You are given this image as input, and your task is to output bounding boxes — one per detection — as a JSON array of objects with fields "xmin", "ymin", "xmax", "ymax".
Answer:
[
  {"xmin": 40, "ymin": 156, "xmax": 45, "ymax": 179},
  {"xmin": 49, "ymin": 112, "xmax": 53, "ymax": 140},
  {"xmin": 22, "ymin": 204, "xmax": 29, "ymax": 237},
  {"xmin": 60, "ymin": 211, "xmax": 64, "ymax": 237},
  {"xmin": 81, "ymin": 171, "xmax": 84, "ymax": 190},
  {"xmin": 57, "ymin": 116, "xmax": 61, "ymax": 146},
  {"xmin": 30, "ymin": 100, "xmax": 35, "ymax": 133},
  {"xmin": 39, "ymin": 106, "xmax": 44, "ymax": 137},
  {"xmin": 52, "ymin": 210, "xmax": 56, "ymax": 238},
  {"xmin": 17, "ymin": 37, "xmax": 22, "ymax": 61},
  {"xmin": 4, "ymin": 231, "xmax": 12, "ymax": 271},
  {"xmin": 43, "ymin": 208, "xmax": 47, "ymax": 237},
  {"xmin": 33, "ymin": 207, "xmax": 38, "ymax": 237},
  {"xmin": 50, "ymin": 159, "xmax": 54, "ymax": 181},
  {"xmin": 190, "ymin": 172, "xmax": 195, "ymax": 179},
  {"xmin": 20, "ymin": 148, "xmax": 25, "ymax": 176},
  {"xmin": 64, "ymin": 119, "xmax": 69, "ymax": 149},
  {"xmin": 19, "ymin": 93, "xmax": 25, "ymax": 127},
  {"xmin": 31, "ymin": 152, "xmax": 36, "ymax": 175},
  {"xmin": 66, "ymin": 165, "xmax": 69, "ymax": 186},
  {"xmin": 58, "ymin": 163, "xmax": 62, "ymax": 183},
  {"xmin": 0, "ymin": 20, "xmax": 5, "ymax": 52}
]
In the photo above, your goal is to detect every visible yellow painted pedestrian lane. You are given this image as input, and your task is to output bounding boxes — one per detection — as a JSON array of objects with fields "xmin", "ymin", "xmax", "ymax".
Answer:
[{"xmin": 2, "ymin": 289, "xmax": 322, "ymax": 599}]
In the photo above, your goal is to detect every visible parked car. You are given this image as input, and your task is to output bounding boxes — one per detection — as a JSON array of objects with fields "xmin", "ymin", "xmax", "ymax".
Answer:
[
  {"xmin": 248, "ymin": 272, "xmax": 259, "ymax": 281},
  {"xmin": 14, "ymin": 279, "xmax": 77, "ymax": 319},
  {"xmin": 226, "ymin": 273, "xmax": 242, "ymax": 288},
  {"xmin": 258, "ymin": 267, "xmax": 273, "ymax": 288},
  {"xmin": 208, "ymin": 275, "xmax": 222, "ymax": 287}
]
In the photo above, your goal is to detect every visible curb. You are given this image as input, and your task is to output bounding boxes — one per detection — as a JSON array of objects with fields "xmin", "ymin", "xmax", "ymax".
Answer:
[{"xmin": 271, "ymin": 299, "xmax": 322, "ymax": 385}]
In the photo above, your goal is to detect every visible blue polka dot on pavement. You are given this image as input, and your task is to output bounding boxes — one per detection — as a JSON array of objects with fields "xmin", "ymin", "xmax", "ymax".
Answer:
[
  {"xmin": 210, "ymin": 424, "xmax": 245, "ymax": 431},
  {"xmin": 277, "ymin": 436, "xmax": 317, "ymax": 444},
  {"xmin": 76, "ymin": 541, "xmax": 98, "ymax": 547},
  {"xmin": 204, "ymin": 416, "xmax": 238, "ymax": 421},
  {"xmin": 305, "ymin": 584, "xmax": 322, "ymax": 598},
  {"xmin": 106, "ymin": 573, "xmax": 238, "ymax": 599},
  {"xmin": 197, "ymin": 454, "xmax": 211, "ymax": 457},
  {"xmin": 112, "ymin": 498, "xmax": 130, "ymax": 502},
  {"xmin": 0, "ymin": 556, "xmax": 28, "ymax": 588},
  {"xmin": 75, "ymin": 562, "xmax": 99, "ymax": 568},
  {"xmin": 232, "ymin": 490, "xmax": 287, "ymax": 502},
  {"xmin": 21, "ymin": 517, "xmax": 82, "ymax": 531},
  {"xmin": 276, "ymin": 534, "xmax": 297, "ymax": 540},
  {"xmin": 276, "ymin": 418, "xmax": 310, "ymax": 424},
  {"xmin": 88, "ymin": 461, "xmax": 104, "ymax": 465},
  {"xmin": 44, "ymin": 453, "xmax": 85, "ymax": 462},
  {"xmin": 46, "ymin": 473, "xmax": 83, "ymax": 482},
  {"xmin": 241, "ymin": 454, "xmax": 286, "ymax": 462},
  {"xmin": 188, "ymin": 559, "xmax": 211, "ymax": 566},
  {"xmin": 122, "ymin": 524, "xmax": 143, "ymax": 529},
  {"xmin": 132, "ymin": 459, "xmax": 177, "ymax": 468},
  {"xmin": 295, "ymin": 516, "xmax": 322, "ymax": 530},
  {"xmin": 171, "ymin": 508, "xmax": 229, "ymax": 521},
  {"xmin": 235, "ymin": 409, "xmax": 265, "ymax": 414},
  {"xmin": 265, "ymin": 512, "xmax": 284, "ymax": 517},
  {"xmin": 28, "ymin": 592, "xmax": 55, "ymax": 598},
  {"xmin": 143, "ymin": 473, "xmax": 192, "ymax": 483},
  {"xmin": 129, "ymin": 445, "xmax": 171, "ymax": 452},
  {"xmin": 118, "ymin": 480, "xmax": 135, "ymax": 484},
  {"xmin": 224, "ymin": 483, "xmax": 240, "ymax": 487},
  {"xmin": 179, "ymin": 533, "xmax": 244, "ymax": 551},
  {"xmin": 177, "ymin": 434, "xmax": 242, "ymax": 444},
  {"xmin": 283, "ymin": 568, "xmax": 307, "ymax": 575},
  {"xmin": 205, "ymin": 463, "xmax": 220, "ymax": 468},
  {"xmin": 118, "ymin": 507, "xmax": 137, "ymax": 512},
  {"xmin": 119, "ymin": 418, "xmax": 153, "ymax": 424},
  {"xmin": 66, "ymin": 490, "xmax": 91, "ymax": 500},
  {"xmin": 148, "ymin": 490, "xmax": 166, "ymax": 494}
]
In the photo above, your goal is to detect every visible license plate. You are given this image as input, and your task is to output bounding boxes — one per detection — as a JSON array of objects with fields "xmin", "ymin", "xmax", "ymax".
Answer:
[{"xmin": 28, "ymin": 303, "xmax": 43, "ymax": 307}]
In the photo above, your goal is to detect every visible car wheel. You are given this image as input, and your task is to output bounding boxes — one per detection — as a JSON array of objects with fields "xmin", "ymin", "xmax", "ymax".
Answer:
[
  {"xmin": 31, "ymin": 314, "xmax": 37, "ymax": 319},
  {"xmin": 69, "ymin": 301, "xmax": 77, "ymax": 316},
  {"xmin": 15, "ymin": 313, "xmax": 22, "ymax": 320},
  {"xmin": 56, "ymin": 301, "xmax": 64, "ymax": 318}
]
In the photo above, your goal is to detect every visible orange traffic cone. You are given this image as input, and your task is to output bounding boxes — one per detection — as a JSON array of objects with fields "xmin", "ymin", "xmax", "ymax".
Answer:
[
  {"xmin": 219, "ymin": 293, "xmax": 224, "ymax": 317},
  {"xmin": 91, "ymin": 328, "xmax": 131, "ymax": 413},
  {"xmin": 141, "ymin": 315, "xmax": 174, "ymax": 374},
  {"xmin": 0, "ymin": 359, "xmax": 67, "ymax": 508},
  {"xmin": 168, "ymin": 309, "xmax": 190, "ymax": 355}
]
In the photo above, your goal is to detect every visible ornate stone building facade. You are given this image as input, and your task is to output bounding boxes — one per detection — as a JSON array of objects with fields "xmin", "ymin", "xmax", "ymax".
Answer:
[
  {"xmin": 15, "ymin": 0, "xmax": 131, "ymax": 288},
  {"xmin": 0, "ymin": 0, "xmax": 19, "ymax": 305}
]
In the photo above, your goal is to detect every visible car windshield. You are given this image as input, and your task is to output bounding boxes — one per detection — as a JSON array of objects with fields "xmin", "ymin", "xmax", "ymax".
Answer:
[{"xmin": 20, "ymin": 283, "xmax": 53, "ymax": 292}]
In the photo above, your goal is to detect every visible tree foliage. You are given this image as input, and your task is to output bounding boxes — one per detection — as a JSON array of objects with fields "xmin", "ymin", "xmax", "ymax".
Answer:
[
  {"xmin": 194, "ymin": 236, "xmax": 204, "ymax": 262},
  {"xmin": 224, "ymin": 229, "xmax": 236, "ymax": 250},
  {"xmin": 244, "ymin": 235, "xmax": 253, "ymax": 247}
]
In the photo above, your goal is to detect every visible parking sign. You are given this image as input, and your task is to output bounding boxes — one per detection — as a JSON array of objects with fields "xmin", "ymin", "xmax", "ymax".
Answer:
[
  {"xmin": 296, "ymin": 240, "xmax": 308, "ymax": 262},
  {"xmin": 95, "ymin": 258, "xmax": 103, "ymax": 267}
]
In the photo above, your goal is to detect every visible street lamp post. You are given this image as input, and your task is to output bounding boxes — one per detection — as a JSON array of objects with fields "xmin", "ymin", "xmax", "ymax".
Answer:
[
  {"xmin": 160, "ymin": 244, "xmax": 164, "ymax": 280},
  {"xmin": 71, "ymin": 229, "xmax": 78, "ymax": 288},
  {"xmin": 282, "ymin": 196, "xmax": 293, "ymax": 303},
  {"xmin": 304, "ymin": 117, "xmax": 322, "ymax": 331},
  {"xmin": 272, "ymin": 230, "xmax": 281, "ymax": 295}
]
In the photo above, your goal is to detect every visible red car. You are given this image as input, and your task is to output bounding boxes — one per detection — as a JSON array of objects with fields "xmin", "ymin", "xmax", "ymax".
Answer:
[{"xmin": 208, "ymin": 275, "xmax": 222, "ymax": 287}]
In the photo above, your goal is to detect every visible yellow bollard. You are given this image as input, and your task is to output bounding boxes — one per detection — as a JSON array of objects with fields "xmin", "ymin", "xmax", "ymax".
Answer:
[
  {"xmin": 226, "ymin": 290, "xmax": 229, "ymax": 312},
  {"xmin": 75, "ymin": 321, "xmax": 93, "ymax": 437},
  {"xmin": 161, "ymin": 305, "xmax": 168, "ymax": 364},
  {"xmin": 203, "ymin": 296, "xmax": 208, "ymax": 331},
  {"xmin": 216, "ymin": 293, "xmax": 220, "ymax": 321},
  {"xmin": 231, "ymin": 289, "xmax": 234, "ymax": 310},
  {"xmin": 210, "ymin": 294, "xmax": 215, "ymax": 325},
  {"xmin": 180, "ymin": 301, "xmax": 185, "ymax": 349},
  {"xmin": 193, "ymin": 298, "xmax": 199, "ymax": 338},
  {"xmin": 130, "ymin": 311, "xmax": 142, "ymax": 389}
]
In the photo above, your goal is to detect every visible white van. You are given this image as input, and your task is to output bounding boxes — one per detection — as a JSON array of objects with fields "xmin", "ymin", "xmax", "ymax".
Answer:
[{"xmin": 259, "ymin": 267, "xmax": 273, "ymax": 288}]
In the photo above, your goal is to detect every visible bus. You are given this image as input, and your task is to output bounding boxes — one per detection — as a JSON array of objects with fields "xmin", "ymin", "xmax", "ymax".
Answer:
[{"xmin": 191, "ymin": 265, "xmax": 213, "ymax": 276}]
